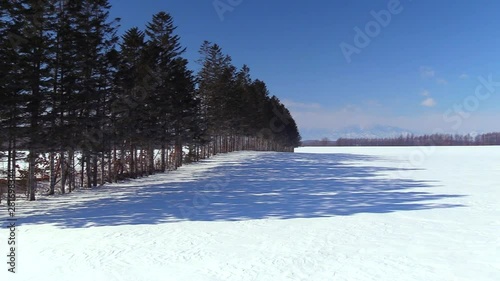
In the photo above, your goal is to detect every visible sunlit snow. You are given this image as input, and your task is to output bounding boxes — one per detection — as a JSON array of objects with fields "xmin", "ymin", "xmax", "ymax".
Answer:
[{"xmin": 1, "ymin": 147, "xmax": 498, "ymax": 280}]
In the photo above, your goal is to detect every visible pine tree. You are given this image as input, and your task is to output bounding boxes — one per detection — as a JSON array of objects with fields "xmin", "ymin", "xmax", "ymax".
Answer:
[
  {"xmin": 68, "ymin": 0, "xmax": 118, "ymax": 187},
  {"xmin": 197, "ymin": 41, "xmax": 237, "ymax": 153},
  {"xmin": 167, "ymin": 57, "xmax": 202, "ymax": 165},
  {"xmin": 115, "ymin": 27, "xmax": 149, "ymax": 178},
  {"xmin": 0, "ymin": 0, "xmax": 23, "ymax": 204},
  {"xmin": 144, "ymin": 11, "xmax": 197, "ymax": 169},
  {"xmin": 5, "ymin": 0, "xmax": 58, "ymax": 200}
]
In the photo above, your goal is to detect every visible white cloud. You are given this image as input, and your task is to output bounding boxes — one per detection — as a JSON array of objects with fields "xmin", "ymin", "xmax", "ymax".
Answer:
[
  {"xmin": 436, "ymin": 78, "xmax": 448, "ymax": 85},
  {"xmin": 421, "ymin": 97, "xmax": 437, "ymax": 107},
  {"xmin": 459, "ymin": 73, "xmax": 469, "ymax": 80},
  {"xmin": 419, "ymin": 66, "xmax": 448, "ymax": 84},
  {"xmin": 420, "ymin": 91, "xmax": 436, "ymax": 107},
  {"xmin": 282, "ymin": 100, "xmax": 322, "ymax": 110},
  {"xmin": 362, "ymin": 99, "xmax": 382, "ymax": 107},
  {"xmin": 420, "ymin": 66, "xmax": 435, "ymax": 78}
]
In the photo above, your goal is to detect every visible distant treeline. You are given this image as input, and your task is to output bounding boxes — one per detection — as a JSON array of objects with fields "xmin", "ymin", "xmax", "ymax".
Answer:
[{"xmin": 303, "ymin": 132, "xmax": 500, "ymax": 146}]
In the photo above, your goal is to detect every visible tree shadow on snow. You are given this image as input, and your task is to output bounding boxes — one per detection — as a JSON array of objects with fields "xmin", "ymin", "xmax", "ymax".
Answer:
[{"xmin": 18, "ymin": 152, "xmax": 465, "ymax": 228}]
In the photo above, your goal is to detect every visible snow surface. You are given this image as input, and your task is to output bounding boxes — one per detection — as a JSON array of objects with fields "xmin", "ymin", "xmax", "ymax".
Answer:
[{"xmin": 1, "ymin": 146, "xmax": 499, "ymax": 280}]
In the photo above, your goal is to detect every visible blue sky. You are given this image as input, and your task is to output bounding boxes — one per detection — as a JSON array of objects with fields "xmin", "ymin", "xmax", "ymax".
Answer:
[{"xmin": 109, "ymin": 0, "xmax": 500, "ymax": 139}]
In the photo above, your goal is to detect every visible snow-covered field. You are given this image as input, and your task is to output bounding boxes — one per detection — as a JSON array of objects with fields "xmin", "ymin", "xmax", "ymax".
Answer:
[{"xmin": 1, "ymin": 146, "xmax": 499, "ymax": 280}]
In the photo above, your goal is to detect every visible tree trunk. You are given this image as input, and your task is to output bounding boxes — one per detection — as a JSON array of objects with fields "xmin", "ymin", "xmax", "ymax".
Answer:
[
  {"xmin": 28, "ymin": 151, "xmax": 36, "ymax": 201},
  {"xmin": 60, "ymin": 150, "xmax": 66, "ymax": 194},
  {"xmin": 92, "ymin": 154, "xmax": 98, "ymax": 187},
  {"xmin": 4, "ymin": 138, "xmax": 12, "ymax": 206},
  {"xmin": 108, "ymin": 149, "xmax": 113, "ymax": 183},
  {"xmin": 112, "ymin": 147, "xmax": 117, "ymax": 183},
  {"xmin": 86, "ymin": 152, "xmax": 92, "ymax": 188},
  {"xmin": 48, "ymin": 151, "xmax": 56, "ymax": 195},
  {"xmin": 148, "ymin": 144, "xmax": 154, "ymax": 175},
  {"xmin": 175, "ymin": 138, "xmax": 182, "ymax": 168},
  {"xmin": 139, "ymin": 149, "xmax": 144, "ymax": 177},
  {"xmin": 68, "ymin": 148, "xmax": 74, "ymax": 192},
  {"xmin": 134, "ymin": 147, "xmax": 139, "ymax": 177},
  {"xmin": 161, "ymin": 144, "xmax": 166, "ymax": 172},
  {"xmin": 80, "ymin": 154, "xmax": 84, "ymax": 188},
  {"xmin": 196, "ymin": 144, "xmax": 200, "ymax": 162},
  {"xmin": 101, "ymin": 151, "xmax": 106, "ymax": 185},
  {"xmin": 213, "ymin": 136, "xmax": 217, "ymax": 155},
  {"xmin": 12, "ymin": 142, "xmax": 16, "ymax": 204},
  {"xmin": 130, "ymin": 144, "xmax": 136, "ymax": 179}
]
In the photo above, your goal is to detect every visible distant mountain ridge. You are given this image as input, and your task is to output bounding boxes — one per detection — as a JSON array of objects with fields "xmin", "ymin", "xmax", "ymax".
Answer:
[{"xmin": 329, "ymin": 125, "xmax": 415, "ymax": 140}]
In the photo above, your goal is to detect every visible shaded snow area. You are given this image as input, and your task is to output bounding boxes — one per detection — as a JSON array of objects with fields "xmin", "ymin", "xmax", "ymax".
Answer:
[{"xmin": 1, "ymin": 147, "xmax": 499, "ymax": 280}]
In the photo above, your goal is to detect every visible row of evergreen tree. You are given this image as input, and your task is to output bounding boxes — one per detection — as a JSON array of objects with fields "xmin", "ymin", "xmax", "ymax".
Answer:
[
  {"xmin": 331, "ymin": 133, "xmax": 500, "ymax": 146},
  {"xmin": 0, "ymin": 1, "xmax": 301, "ymax": 201}
]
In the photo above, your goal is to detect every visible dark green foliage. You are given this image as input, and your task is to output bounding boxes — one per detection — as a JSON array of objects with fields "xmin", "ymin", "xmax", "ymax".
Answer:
[
  {"xmin": 0, "ymin": 4, "xmax": 301, "ymax": 201},
  {"xmin": 197, "ymin": 42, "xmax": 301, "ymax": 149}
]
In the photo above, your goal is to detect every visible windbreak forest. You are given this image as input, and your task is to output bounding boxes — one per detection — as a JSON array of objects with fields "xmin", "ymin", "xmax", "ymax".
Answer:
[{"xmin": 0, "ymin": 1, "xmax": 301, "ymax": 201}]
